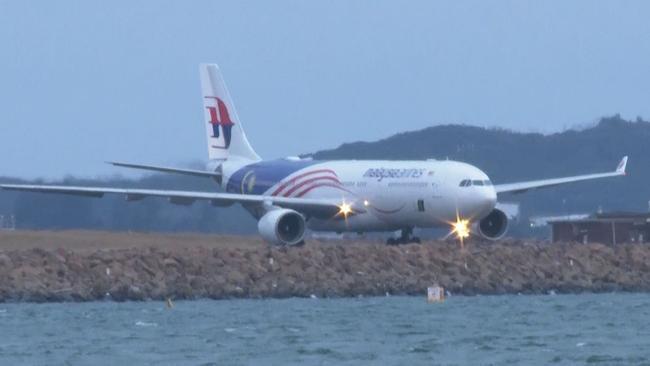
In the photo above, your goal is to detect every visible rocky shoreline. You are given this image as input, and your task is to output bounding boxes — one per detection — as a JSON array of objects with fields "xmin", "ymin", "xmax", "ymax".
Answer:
[{"xmin": 1, "ymin": 231, "xmax": 650, "ymax": 302}]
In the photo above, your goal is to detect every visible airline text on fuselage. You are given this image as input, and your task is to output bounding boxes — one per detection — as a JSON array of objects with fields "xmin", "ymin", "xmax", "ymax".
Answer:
[{"xmin": 362, "ymin": 168, "xmax": 426, "ymax": 182}]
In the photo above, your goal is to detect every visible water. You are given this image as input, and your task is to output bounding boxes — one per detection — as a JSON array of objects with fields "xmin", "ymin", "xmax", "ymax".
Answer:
[{"xmin": 1, "ymin": 293, "xmax": 650, "ymax": 365}]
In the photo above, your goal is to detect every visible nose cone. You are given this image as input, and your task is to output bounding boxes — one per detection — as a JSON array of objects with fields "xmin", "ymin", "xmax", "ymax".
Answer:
[
  {"xmin": 449, "ymin": 162, "xmax": 498, "ymax": 220},
  {"xmin": 484, "ymin": 185, "xmax": 497, "ymax": 210},
  {"xmin": 471, "ymin": 170, "xmax": 497, "ymax": 219},
  {"xmin": 473, "ymin": 185, "xmax": 497, "ymax": 219},
  {"xmin": 455, "ymin": 184, "xmax": 497, "ymax": 220}
]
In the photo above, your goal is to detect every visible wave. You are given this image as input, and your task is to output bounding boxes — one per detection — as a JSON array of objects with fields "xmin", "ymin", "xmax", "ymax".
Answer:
[{"xmin": 135, "ymin": 321, "xmax": 158, "ymax": 327}]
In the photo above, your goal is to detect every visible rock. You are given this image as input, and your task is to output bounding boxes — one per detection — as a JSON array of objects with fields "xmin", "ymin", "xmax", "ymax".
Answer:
[
  {"xmin": 0, "ymin": 253, "xmax": 13, "ymax": 267},
  {"xmin": 2, "ymin": 237, "xmax": 650, "ymax": 302},
  {"xmin": 163, "ymin": 257, "xmax": 179, "ymax": 267}
]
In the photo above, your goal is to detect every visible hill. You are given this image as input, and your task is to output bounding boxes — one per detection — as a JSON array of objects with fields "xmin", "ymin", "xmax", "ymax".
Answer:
[
  {"xmin": 311, "ymin": 115, "xmax": 648, "ymax": 235},
  {"xmin": 0, "ymin": 115, "xmax": 647, "ymax": 237}
]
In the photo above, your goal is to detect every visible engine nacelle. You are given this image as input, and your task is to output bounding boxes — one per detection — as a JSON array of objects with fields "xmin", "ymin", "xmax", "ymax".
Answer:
[
  {"xmin": 475, "ymin": 208, "xmax": 508, "ymax": 240},
  {"xmin": 257, "ymin": 209, "xmax": 306, "ymax": 246}
]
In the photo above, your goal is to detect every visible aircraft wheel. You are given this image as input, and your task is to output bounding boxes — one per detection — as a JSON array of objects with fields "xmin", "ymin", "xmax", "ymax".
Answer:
[
  {"xmin": 386, "ymin": 238, "xmax": 397, "ymax": 245},
  {"xmin": 412, "ymin": 237, "xmax": 421, "ymax": 244}
]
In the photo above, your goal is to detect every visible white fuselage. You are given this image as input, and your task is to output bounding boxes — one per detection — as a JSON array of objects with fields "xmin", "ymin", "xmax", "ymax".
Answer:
[{"xmin": 219, "ymin": 159, "xmax": 497, "ymax": 233}]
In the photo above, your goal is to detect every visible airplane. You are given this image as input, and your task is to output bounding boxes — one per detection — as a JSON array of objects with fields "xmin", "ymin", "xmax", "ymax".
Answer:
[{"xmin": 0, "ymin": 64, "xmax": 628, "ymax": 246}]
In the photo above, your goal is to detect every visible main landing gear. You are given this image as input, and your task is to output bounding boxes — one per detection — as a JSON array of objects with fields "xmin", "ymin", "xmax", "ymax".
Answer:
[{"xmin": 386, "ymin": 228, "xmax": 421, "ymax": 245}]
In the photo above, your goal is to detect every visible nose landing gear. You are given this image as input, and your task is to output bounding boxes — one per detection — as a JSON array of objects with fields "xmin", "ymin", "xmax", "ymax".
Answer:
[{"xmin": 386, "ymin": 228, "xmax": 421, "ymax": 245}]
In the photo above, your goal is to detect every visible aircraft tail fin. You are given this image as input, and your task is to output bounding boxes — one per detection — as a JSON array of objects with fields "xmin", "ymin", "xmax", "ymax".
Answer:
[{"xmin": 200, "ymin": 64, "xmax": 260, "ymax": 162}]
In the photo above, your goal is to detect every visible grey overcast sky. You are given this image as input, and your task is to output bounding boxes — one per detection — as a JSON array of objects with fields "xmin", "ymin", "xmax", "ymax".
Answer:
[{"xmin": 1, "ymin": 1, "xmax": 649, "ymax": 178}]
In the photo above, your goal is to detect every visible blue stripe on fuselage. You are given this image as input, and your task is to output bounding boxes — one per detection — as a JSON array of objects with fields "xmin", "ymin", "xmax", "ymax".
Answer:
[{"xmin": 226, "ymin": 159, "xmax": 321, "ymax": 195}]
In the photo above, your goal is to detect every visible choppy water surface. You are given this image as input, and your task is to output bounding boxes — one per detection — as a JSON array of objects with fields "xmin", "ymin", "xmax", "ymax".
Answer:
[{"xmin": 1, "ymin": 293, "xmax": 650, "ymax": 365}]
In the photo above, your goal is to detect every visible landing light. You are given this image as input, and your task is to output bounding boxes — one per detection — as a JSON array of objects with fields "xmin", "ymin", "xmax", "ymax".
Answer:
[
  {"xmin": 338, "ymin": 202, "xmax": 353, "ymax": 219},
  {"xmin": 452, "ymin": 218, "xmax": 470, "ymax": 241}
]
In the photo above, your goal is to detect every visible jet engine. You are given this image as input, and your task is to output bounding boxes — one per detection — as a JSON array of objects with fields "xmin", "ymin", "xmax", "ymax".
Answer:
[
  {"xmin": 476, "ymin": 208, "xmax": 508, "ymax": 240},
  {"xmin": 257, "ymin": 209, "xmax": 306, "ymax": 246}
]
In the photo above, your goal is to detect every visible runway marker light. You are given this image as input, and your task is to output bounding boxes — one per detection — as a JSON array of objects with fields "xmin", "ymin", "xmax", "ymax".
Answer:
[{"xmin": 427, "ymin": 285, "xmax": 445, "ymax": 303}]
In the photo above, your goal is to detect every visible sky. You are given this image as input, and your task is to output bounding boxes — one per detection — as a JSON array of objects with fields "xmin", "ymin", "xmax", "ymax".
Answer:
[{"xmin": 1, "ymin": 1, "xmax": 649, "ymax": 178}]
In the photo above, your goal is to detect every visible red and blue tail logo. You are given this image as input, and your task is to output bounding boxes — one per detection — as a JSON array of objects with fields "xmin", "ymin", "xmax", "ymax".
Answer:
[{"xmin": 205, "ymin": 96, "xmax": 234, "ymax": 149}]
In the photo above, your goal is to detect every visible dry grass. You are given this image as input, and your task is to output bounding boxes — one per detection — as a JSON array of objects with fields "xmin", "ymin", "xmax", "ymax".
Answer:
[{"xmin": 0, "ymin": 230, "xmax": 269, "ymax": 252}]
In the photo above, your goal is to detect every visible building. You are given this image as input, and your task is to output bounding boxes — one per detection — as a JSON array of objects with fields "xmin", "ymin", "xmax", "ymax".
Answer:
[
  {"xmin": 0, "ymin": 214, "xmax": 16, "ymax": 231},
  {"xmin": 550, "ymin": 212, "xmax": 650, "ymax": 245}
]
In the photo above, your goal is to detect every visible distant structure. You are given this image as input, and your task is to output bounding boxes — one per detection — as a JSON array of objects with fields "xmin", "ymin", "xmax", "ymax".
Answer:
[
  {"xmin": 529, "ymin": 214, "xmax": 590, "ymax": 229},
  {"xmin": 427, "ymin": 285, "xmax": 445, "ymax": 303},
  {"xmin": 0, "ymin": 214, "xmax": 16, "ymax": 231},
  {"xmin": 550, "ymin": 212, "xmax": 650, "ymax": 245}
]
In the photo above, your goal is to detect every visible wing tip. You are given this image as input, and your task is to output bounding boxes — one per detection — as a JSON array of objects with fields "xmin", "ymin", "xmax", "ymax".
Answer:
[{"xmin": 616, "ymin": 156, "xmax": 628, "ymax": 175}]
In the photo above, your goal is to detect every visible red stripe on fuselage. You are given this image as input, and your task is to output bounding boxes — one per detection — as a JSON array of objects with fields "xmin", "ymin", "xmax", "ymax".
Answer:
[
  {"xmin": 283, "ymin": 176, "xmax": 341, "ymax": 197},
  {"xmin": 271, "ymin": 169, "xmax": 338, "ymax": 196}
]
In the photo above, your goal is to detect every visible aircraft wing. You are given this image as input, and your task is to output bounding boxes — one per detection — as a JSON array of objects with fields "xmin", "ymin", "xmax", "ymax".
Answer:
[
  {"xmin": 0, "ymin": 184, "xmax": 351, "ymax": 218},
  {"xmin": 494, "ymin": 156, "xmax": 627, "ymax": 194},
  {"xmin": 107, "ymin": 161, "xmax": 221, "ymax": 178}
]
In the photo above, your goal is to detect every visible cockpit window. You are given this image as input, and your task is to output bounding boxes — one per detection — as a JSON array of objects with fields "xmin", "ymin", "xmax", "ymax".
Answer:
[{"xmin": 461, "ymin": 179, "xmax": 492, "ymax": 187}]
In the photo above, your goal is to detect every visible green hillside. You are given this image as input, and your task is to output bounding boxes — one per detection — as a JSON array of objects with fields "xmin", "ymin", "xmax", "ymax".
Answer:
[
  {"xmin": 0, "ymin": 115, "xmax": 647, "ymax": 238},
  {"xmin": 312, "ymin": 115, "xmax": 647, "ymax": 219}
]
